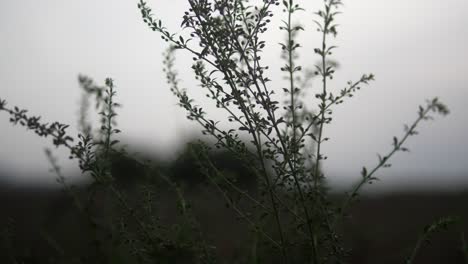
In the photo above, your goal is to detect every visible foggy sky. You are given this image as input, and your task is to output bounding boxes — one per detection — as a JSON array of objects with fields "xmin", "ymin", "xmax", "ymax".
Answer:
[{"xmin": 0, "ymin": 0, "xmax": 467, "ymax": 190}]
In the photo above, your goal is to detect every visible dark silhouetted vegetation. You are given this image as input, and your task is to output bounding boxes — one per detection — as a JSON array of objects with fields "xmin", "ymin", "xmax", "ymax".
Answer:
[{"xmin": 0, "ymin": 0, "xmax": 466, "ymax": 263}]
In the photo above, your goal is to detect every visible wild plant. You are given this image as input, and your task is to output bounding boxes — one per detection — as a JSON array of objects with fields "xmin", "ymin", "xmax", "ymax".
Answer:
[
  {"xmin": 0, "ymin": 77, "xmax": 210, "ymax": 263},
  {"xmin": 0, "ymin": 0, "xmax": 458, "ymax": 263},
  {"xmin": 139, "ymin": 0, "xmax": 450, "ymax": 262}
]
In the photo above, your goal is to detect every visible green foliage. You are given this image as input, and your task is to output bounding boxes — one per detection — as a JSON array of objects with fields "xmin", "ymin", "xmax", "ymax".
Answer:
[
  {"xmin": 0, "ymin": 0, "xmax": 460, "ymax": 263},
  {"xmin": 405, "ymin": 216, "xmax": 459, "ymax": 264}
]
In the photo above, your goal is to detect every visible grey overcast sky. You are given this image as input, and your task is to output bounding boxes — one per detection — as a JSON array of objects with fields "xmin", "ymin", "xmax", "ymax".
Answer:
[{"xmin": 0, "ymin": 0, "xmax": 467, "ymax": 190}]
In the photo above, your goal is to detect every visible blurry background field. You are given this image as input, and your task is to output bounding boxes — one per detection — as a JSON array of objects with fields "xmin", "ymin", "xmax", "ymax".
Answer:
[{"xmin": 1, "ymin": 161, "xmax": 468, "ymax": 263}]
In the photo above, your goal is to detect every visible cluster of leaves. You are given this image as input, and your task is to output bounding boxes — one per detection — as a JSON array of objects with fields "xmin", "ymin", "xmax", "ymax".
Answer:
[
  {"xmin": 406, "ymin": 216, "xmax": 460, "ymax": 264},
  {"xmin": 0, "ymin": 102, "xmax": 73, "ymax": 148}
]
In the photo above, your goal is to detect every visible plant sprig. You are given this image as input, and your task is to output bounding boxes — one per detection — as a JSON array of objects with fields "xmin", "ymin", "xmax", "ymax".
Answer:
[{"xmin": 339, "ymin": 97, "xmax": 449, "ymax": 220}]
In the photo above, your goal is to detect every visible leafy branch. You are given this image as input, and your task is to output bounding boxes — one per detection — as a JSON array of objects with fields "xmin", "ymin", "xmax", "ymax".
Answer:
[{"xmin": 339, "ymin": 97, "xmax": 450, "ymax": 219}]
